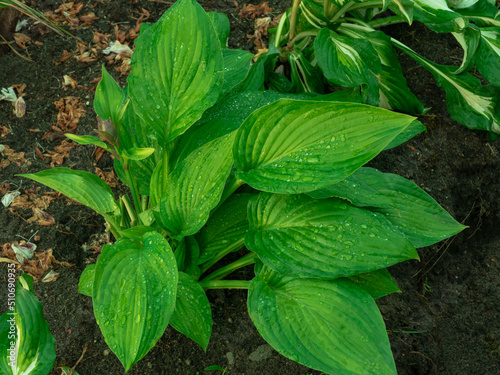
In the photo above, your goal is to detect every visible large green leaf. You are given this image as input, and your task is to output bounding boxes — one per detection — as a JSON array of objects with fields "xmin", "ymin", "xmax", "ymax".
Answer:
[
  {"xmin": 245, "ymin": 193, "xmax": 418, "ymax": 279},
  {"xmin": 170, "ymin": 272, "xmax": 212, "ymax": 350},
  {"xmin": 315, "ymin": 28, "xmax": 382, "ymax": 105},
  {"xmin": 19, "ymin": 168, "xmax": 118, "ymax": 216},
  {"xmin": 0, "ymin": 274, "xmax": 56, "ymax": 375},
  {"xmin": 248, "ymin": 271, "xmax": 397, "ymax": 375},
  {"xmin": 412, "ymin": 0, "xmax": 460, "ymax": 31},
  {"xmin": 208, "ymin": 11, "xmax": 230, "ymax": 48},
  {"xmin": 308, "ymin": 167, "xmax": 467, "ymax": 247},
  {"xmin": 128, "ymin": 0, "xmax": 223, "ymax": 143},
  {"xmin": 233, "ymin": 99, "xmax": 415, "ymax": 194},
  {"xmin": 197, "ymin": 193, "xmax": 253, "ymax": 265},
  {"xmin": 93, "ymin": 232, "xmax": 178, "ymax": 371},
  {"xmin": 157, "ymin": 134, "xmax": 235, "ymax": 240},
  {"xmin": 393, "ymin": 38, "xmax": 500, "ymax": 134},
  {"xmin": 475, "ymin": 27, "xmax": 500, "ymax": 86},
  {"xmin": 220, "ymin": 49, "xmax": 253, "ymax": 97}
]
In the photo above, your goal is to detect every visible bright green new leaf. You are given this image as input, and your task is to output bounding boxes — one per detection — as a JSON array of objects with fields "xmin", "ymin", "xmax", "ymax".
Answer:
[
  {"xmin": 78, "ymin": 263, "xmax": 96, "ymax": 297},
  {"xmin": 245, "ymin": 193, "xmax": 418, "ymax": 279},
  {"xmin": 170, "ymin": 272, "xmax": 212, "ymax": 350},
  {"xmin": 65, "ymin": 134, "xmax": 108, "ymax": 149},
  {"xmin": 234, "ymin": 99, "xmax": 415, "ymax": 194},
  {"xmin": 347, "ymin": 268, "xmax": 401, "ymax": 300},
  {"xmin": 308, "ymin": 167, "xmax": 467, "ymax": 248},
  {"xmin": 248, "ymin": 272, "xmax": 397, "ymax": 375},
  {"xmin": 93, "ymin": 232, "xmax": 178, "ymax": 371},
  {"xmin": 0, "ymin": 274, "xmax": 56, "ymax": 375},
  {"xmin": 157, "ymin": 134, "xmax": 235, "ymax": 240},
  {"xmin": 315, "ymin": 29, "xmax": 382, "ymax": 105},
  {"xmin": 128, "ymin": 0, "xmax": 224, "ymax": 143},
  {"xmin": 94, "ymin": 65, "xmax": 125, "ymax": 123},
  {"xmin": 197, "ymin": 193, "xmax": 253, "ymax": 265},
  {"xmin": 19, "ymin": 168, "xmax": 118, "ymax": 216},
  {"xmin": 393, "ymin": 38, "xmax": 500, "ymax": 134},
  {"xmin": 475, "ymin": 27, "xmax": 500, "ymax": 86},
  {"xmin": 122, "ymin": 147, "xmax": 155, "ymax": 161}
]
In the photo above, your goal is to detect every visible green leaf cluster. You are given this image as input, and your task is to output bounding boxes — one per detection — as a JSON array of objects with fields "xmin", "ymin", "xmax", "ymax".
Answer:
[
  {"xmin": 270, "ymin": 0, "xmax": 500, "ymax": 138},
  {"xmin": 18, "ymin": 0, "xmax": 467, "ymax": 373}
]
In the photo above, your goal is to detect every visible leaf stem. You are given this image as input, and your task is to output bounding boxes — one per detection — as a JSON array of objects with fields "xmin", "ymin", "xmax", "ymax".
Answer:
[
  {"xmin": 288, "ymin": 0, "xmax": 302, "ymax": 42},
  {"xmin": 200, "ymin": 252, "xmax": 257, "ymax": 284},
  {"xmin": 199, "ymin": 280, "xmax": 251, "ymax": 290},
  {"xmin": 122, "ymin": 195, "xmax": 140, "ymax": 226},
  {"xmin": 124, "ymin": 166, "xmax": 142, "ymax": 215},
  {"xmin": 368, "ymin": 15, "xmax": 406, "ymax": 29}
]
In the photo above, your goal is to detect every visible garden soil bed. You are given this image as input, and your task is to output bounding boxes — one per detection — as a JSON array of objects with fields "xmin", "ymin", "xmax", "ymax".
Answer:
[{"xmin": 1, "ymin": 1, "xmax": 499, "ymax": 374}]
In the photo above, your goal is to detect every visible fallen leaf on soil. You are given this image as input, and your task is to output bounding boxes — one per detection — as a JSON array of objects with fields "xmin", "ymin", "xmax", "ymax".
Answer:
[
  {"xmin": 0, "ymin": 126, "xmax": 10, "ymax": 139},
  {"xmin": 80, "ymin": 12, "xmax": 99, "ymax": 25},
  {"xmin": 14, "ymin": 33, "xmax": 31, "ymax": 49},
  {"xmin": 27, "ymin": 207, "xmax": 56, "ymax": 226},
  {"xmin": 95, "ymin": 167, "xmax": 118, "ymax": 188},
  {"xmin": 11, "ymin": 242, "xmax": 36, "ymax": 263},
  {"xmin": 44, "ymin": 140, "xmax": 77, "ymax": 167},
  {"xmin": 54, "ymin": 97, "xmax": 86, "ymax": 130},
  {"xmin": 0, "ymin": 144, "xmax": 30, "ymax": 169},
  {"xmin": 58, "ymin": 50, "xmax": 74, "ymax": 65},
  {"xmin": 239, "ymin": 2, "xmax": 273, "ymax": 19},
  {"xmin": 1, "ymin": 243, "xmax": 75, "ymax": 281},
  {"xmin": 1, "ymin": 190, "xmax": 21, "ymax": 208},
  {"xmin": 63, "ymin": 75, "xmax": 78, "ymax": 90},
  {"xmin": 41, "ymin": 270, "xmax": 59, "ymax": 282},
  {"xmin": 14, "ymin": 97, "xmax": 26, "ymax": 117},
  {"xmin": 44, "ymin": 2, "xmax": 84, "ymax": 27}
]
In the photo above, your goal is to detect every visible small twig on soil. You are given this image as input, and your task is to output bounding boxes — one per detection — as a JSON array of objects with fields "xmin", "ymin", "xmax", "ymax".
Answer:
[
  {"xmin": 66, "ymin": 345, "xmax": 87, "ymax": 375},
  {"xmin": 0, "ymin": 34, "xmax": 33, "ymax": 62}
]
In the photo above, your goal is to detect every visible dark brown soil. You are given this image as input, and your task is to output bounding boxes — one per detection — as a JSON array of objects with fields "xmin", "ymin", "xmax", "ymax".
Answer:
[{"xmin": 1, "ymin": 1, "xmax": 499, "ymax": 375}]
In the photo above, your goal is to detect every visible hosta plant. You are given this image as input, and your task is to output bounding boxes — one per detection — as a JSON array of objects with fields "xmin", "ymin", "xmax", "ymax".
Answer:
[
  {"xmin": 19, "ymin": 0, "xmax": 466, "ymax": 373},
  {"xmin": 267, "ymin": 0, "xmax": 500, "ymax": 138}
]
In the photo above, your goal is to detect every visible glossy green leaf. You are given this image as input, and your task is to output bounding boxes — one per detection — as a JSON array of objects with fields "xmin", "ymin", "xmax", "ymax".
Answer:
[
  {"xmin": 220, "ymin": 49, "xmax": 253, "ymax": 97},
  {"xmin": 65, "ymin": 134, "xmax": 108, "ymax": 149},
  {"xmin": 338, "ymin": 27, "xmax": 424, "ymax": 114},
  {"xmin": 170, "ymin": 273, "xmax": 212, "ymax": 350},
  {"xmin": 315, "ymin": 29, "xmax": 381, "ymax": 105},
  {"xmin": 347, "ymin": 268, "xmax": 401, "ymax": 300},
  {"xmin": 289, "ymin": 50, "xmax": 324, "ymax": 93},
  {"xmin": 208, "ymin": 11, "xmax": 230, "ymax": 48},
  {"xmin": 157, "ymin": 134, "xmax": 235, "ymax": 240},
  {"xmin": 197, "ymin": 193, "xmax": 253, "ymax": 265},
  {"xmin": 245, "ymin": 193, "xmax": 418, "ymax": 279},
  {"xmin": 451, "ymin": 21, "xmax": 480, "ymax": 74},
  {"xmin": 120, "ymin": 226, "xmax": 156, "ymax": 241},
  {"xmin": 19, "ymin": 168, "xmax": 118, "ymax": 216},
  {"xmin": 128, "ymin": 0, "xmax": 223, "ymax": 143},
  {"xmin": 0, "ymin": 274, "xmax": 56, "ymax": 375},
  {"xmin": 308, "ymin": 167, "xmax": 467, "ymax": 247},
  {"xmin": 94, "ymin": 65, "xmax": 125, "ymax": 123},
  {"xmin": 115, "ymin": 96, "xmax": 161, "ymax": 196},
  {"xmin": 93, "ymin": 232, "xmax": 178, "ymax": 371},
  {"xmin": 412, "ymin": 0, "xmax": 460, "ymax": 31},
  {"xmin": 475, "ymin": 27, "xmax": 500, "ymax": 86},
  {"xmin": 235, "ymin": 47, "xmax": 279, "ymax": 92},
  {"xmin": 169, "ymin": 91, "xmax": 317, "ymax": 172},
  {"xmin": 234, "ymin": 99, "xmax": 415, "ymax": 194},
  {"xmin": 383, "ymin": 120, "xmax": 426, "ymax": 151},
  {"xmin": 393, "ymin": 38, "xmax": 500, "ymax": 134},
  {"xmin": 248, "ymin": 272, "xmax": 397, "ymax": 375},
  {"xmin": 174, "ymin": 236, "xmax": 201, "ymax": 280},
  {"xmin": 389, "ymin": 0, "xmax": 414, "ymax": 24},
  {"xmin": 78, "ymin": 263, "xmax": 96, "ymax": 297},
  {"xmin": 121, "ymin": 147, "xmax": 155, "ymax": 161}
]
